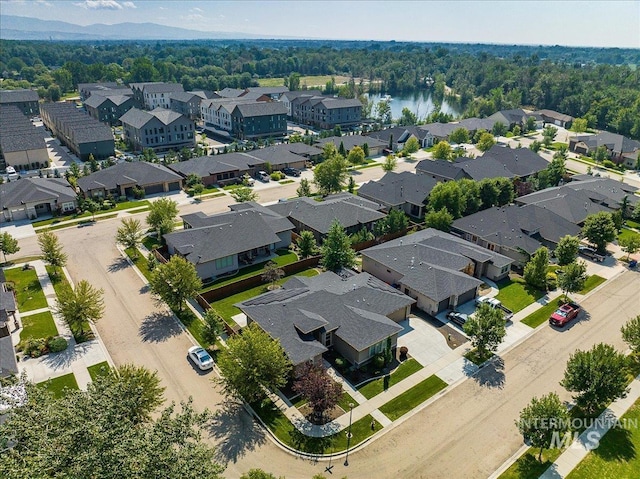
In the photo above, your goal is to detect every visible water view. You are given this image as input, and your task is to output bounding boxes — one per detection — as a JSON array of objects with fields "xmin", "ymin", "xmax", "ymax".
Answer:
[{"xmin": 367, "ymin": 91, "xmax": 462, "ymax": 121}]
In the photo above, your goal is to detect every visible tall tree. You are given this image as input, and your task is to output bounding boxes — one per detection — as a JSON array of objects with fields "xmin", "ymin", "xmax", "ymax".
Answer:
[
  {"xmin": 571, "ymin": 118, "xmax": 588, "ymax": 133},
  {"xmin": 493, "ymin": 177, "xmax": 514, "ymax": 206},
  {"xmin": 313, "ymin": 154, "xmax": 349, "ymax": 196},
  {"xmin": 0, "ymin": 231, "xmax": 20, "ymax": 263},
  {"xmin": 296, "ymin": 178, "xmax": 313, "ymax": 197},
  {"xmin": 463, "ymin": 303, "xmax": 506, "ymax": 357},
  {"xmin": 619, "ymin": 234, "xmax": 640, "ymax": 261},
  {"xmin": 320, "ymin": 220, "xmax": 356, "ymax": 272},
  {"xmin": 478, "ymin": 178, "xmax": 500, "ymax": 209},
  {"xmin": 557, "ymin": 260, "xmax": 587, "ymax": 301},
  {"xmin": 449, "ymin": 127, "xmax": 470, "ymax": 145},
  {"xmin": 293, "ymin": 363, "xmax": 343, "ymax": 422},
  {"xmin": 403, "ymin": 136, "xmax": 420, "ymax": 154},
  {"xmin": 115, "ymin": 218, "xmax": 143, "ymax": 257},
  {"xmin": 621, "ymin": 315, "xmax": 640, "ymax": 353},
  {"xmin": 523, "ymin": 247, "xmax": 549, "ymax": 290},
  {"xmin": 542, "ymin": 125, "xmax": 558, "ymax": 147},
  {"xmin": 146, "ymin": 197, "xmax": 178, "ymax": 239},
  {"xmin": 230, "ymin": 186, "xmax": 258, "ymax": 203},
  {"xmin": 56, "ymin": 279, "xmax": 105, "ymax": 338},
  {"xmin": 382, "ymin": 155, "xmax": 397, "ymax": 172},
  {"xmin": 555, "ymin": 235, "xmax": 580, "ymax": 266},
  {"xmin": 296, "ymin": 230, "xmax": 317, "ymax": 258},
  {"xmin": 217, "ymin": 323, "xmax": 292, "ymax": 403},
  {"xmin": 432, "ymin": 141, "xmax": 452, "ymax": 160},
  {"xmin": 427, "ymin": 181, "xmax": 463, "ymax": 219},
  {"xmin": 424, "ymin": 207, "xmax": 453, "ymax": 232},
  {"xmin": 202, "ymin": 308, "xmax": 223, "ymax": 348},
  {"xmin": 262, "ymin": 260, "xmax": 284, "ymax": 289},
  {"xmin": 560, "ymin": 343, "xmax": 629, "ymax": 414},
  {"xmin": 492, "ymin": 121, "xmax": 507, "ymax": 137},
  {"xmin": 347, "ymin": 145, "xmax": 365, "ymax": 166},
  {"xmin": 582, "ymin": 211, "xmax": 617, "ymax": 254},
  {"xmin": 517, "ymin": 393, "xmax": 570, "ymax": 462},
  {"xmin": 84, "ymin": 198, "xmax": 100, "ymax": 221},
  {"xmin": 476, "ymin": 131, "xmax": 496, "ymax": 152},
  {"xmin": 149, "ymin": 255, "xmax": 202, "ymax": 314},
  {"xmin": 37, "ymin": 231, "xmax": 68, "ymax": 276}
]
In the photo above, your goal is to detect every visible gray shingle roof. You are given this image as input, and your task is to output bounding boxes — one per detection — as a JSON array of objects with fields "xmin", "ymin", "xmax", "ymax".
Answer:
[
  {"xmin": 233, "ymin": 102, "xmax": 287, "ymax": 117},
  {"xmin": 535, "ymin": 109, "xmax": 574, "ymax": 123},
  {"xmin": 167, "ymin": 152, "xmax": 265, "ymax": 178},
  {"xmin": 217, "ymin": 88, "xmax": 246, "ymax": 98},
  {"xmin": 120, "ymin": 107, "xmax": 185, "ymax": 128},
  {"xmin": 516, "ymin": 187, "xmax": 615, "ymax": 223},
  {"xmin": 420, "ymin": 122, "xmax": 459, "ymax": 138},
  {"xmin": 358, "ymin": 171, "xmax": 437, "ymax": 208},
  {"xmin": 280, "ymin": 90, "xmax": 322, "ymax": 101},
  {"xmin": 317, "ymin": 135, "xmax": 387, "ymax": 151},
  {"xmin": 0, "ymin": 89, "xmax": 39, "ymax": 103},
  {"xmin": 571, "ymin": 132, "xmax": 640, "ymax": 155},
  {"xmin": 142, "ymin": 83, "xmax": 184, "ymax": 94},
  {"xmin": 416, "ymin": 159, "xmax": 468, "ymax": 181},
  {"xmin": 478, "ymin": 145, "xmax": 548, "ymax": 178},
  {"xmin": 401, "ymin": 264, "xmax": 482, "ymax": 302},
  {"xmin": 77, "ymin": 161, "xmax": 182, "ymax": 192},
  {"xmin": 0, "ymin": 177, "xmax": 76, "ymax": 208},
  {"xmin": 84, "ymin": 93, "xmax": 132, "ymax": 108}
]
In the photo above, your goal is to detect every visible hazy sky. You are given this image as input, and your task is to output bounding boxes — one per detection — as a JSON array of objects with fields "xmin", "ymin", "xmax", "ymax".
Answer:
[{"xmin": 3, "ymin": 0, "xmax": 640, "ymax": 48}]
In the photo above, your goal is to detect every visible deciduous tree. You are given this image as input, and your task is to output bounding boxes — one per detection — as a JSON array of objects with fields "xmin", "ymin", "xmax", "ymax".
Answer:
[
  {"xmin": 517, "ymin": 393, "xmax": 570, "ymax": 462},
  {"xmin": 293, "ymin": 363, "xmax": 343, "ymax": 421},
  {"xmin": 524, "ymin": 247, "xmax": 549, "ymax": 290},
  {"xmin": 619, "ymin": 234, "xmax": 640, "ymax": 261},
  {"xmin": 403, "ymin": 136, "xmax": 420, "ymax": 154},
  {"xmin": 424, "ymin": 207, "xmax": 453, "ymax": 232},
  {"xmin": 262, "ymin": 260, "xmax": 284, "ymax": 289},
  {"xmin": 37, "ymin": 231, "xmax": 68, "ymax": 275},
  {"xmin": 296, "ymin": 178, "xmax": 313, "ymax": 197},
  {"xmin": 149, "ymin": 255, "xmax": 202, "ymax": 314},
  {"xmin": 427, "ymin": 181, "xmax": 463, "ymax": 219},
  {"xmin": 554, "ymin": 235, "xmax": 580, "ymax": 266},
  {"xmin": 382, "ymin": 155, "xmax": 397, "ymax": 172},
  {"xmin": 0, "ymin": 231, "xmax": 20, "ymax": 263},
  {"xmin": 449, "ymin": 127, "xmax": 470, "ymax": 145},
  {"xmin": 432, "ymin": 141, "xmax": 452, "ymax": 160},
  {"xmin": 313, "ymin": 154, "xmax": 348, "ymax": 195},
  {"xmin": 621, "ymin": 315, "xmax": 640, "ymax": 353},
  {"xmin": 230, "ymin": 186, "xmax": 258, "ymax": 203},
  {"xmin": 582, "ymin": 211, "xmax": 616, "ymax": 254},
  {"xmin": 557, "ymin": 260, "xmax": 587, "ymax": 301},
  {"xmin": 347, "ymin": 145, "xmax": 365, "ymax": 166},
  {"xmin": 56, "ymin": 279, "xmax": 104, "ymax": 338},
  {"xmin": 320, "ymin": 220, "xmax": 356, "ymax": 271},
  {"xmin": 146, "ymin": 197, "xmax": 178, "ymax": 239},
  {"xmin": 463, "ymin": 303, "xmax": 506, "ymax": 356},
  {"xmin": 115, "ymin": 218, "xmax": 143, "ymax": 257},
  {"xmin": 476, "ymin": 131, "xmax": 496, "ymax": 152}
]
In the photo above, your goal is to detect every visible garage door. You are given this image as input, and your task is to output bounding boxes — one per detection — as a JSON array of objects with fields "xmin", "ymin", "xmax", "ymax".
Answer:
[
  {"xmin": 167, "ymin": 182, "xmax": 180, "ymax": 191},
  {"xmin": 457, "ymin": 288, "xmax": 477, "ymax": 306},
  {"xmin": 144, "ymin": 184, "xmax": 164, "ymax": 195},
  {"xmin": 436, "ymin": 298, "xmax": 449, "ymax": 314}
]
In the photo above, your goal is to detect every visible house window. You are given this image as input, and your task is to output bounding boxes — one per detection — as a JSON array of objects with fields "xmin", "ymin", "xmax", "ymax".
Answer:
[
  {"xmin": 368, "ymin": 340, "xmax": 386, "ymax": 358},
  {"xmin": 215, "ymin": 255, "xmax": 234, "ymax": 270},
  {"xmin": 61, "ymin": 202, "xmax": 75, "ymax": 212}
]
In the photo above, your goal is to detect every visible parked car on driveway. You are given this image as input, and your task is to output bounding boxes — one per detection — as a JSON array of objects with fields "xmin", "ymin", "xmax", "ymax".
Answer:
[
  {"xmin": 256, "ymin": 170, "xmax": 270, "ymax": 182},
  {"xmin": 282, "ymin": 166, "xmax": 301, "ymax": 177},
  {"xmin": 446, "ymin": 311, "xmax": 469, "ymax": 327},
  {"xmin": 475, "ymin": 296, "xmax": 514, "ymax": 321},
  {"xmin": 188, "ymin": 346, "xmax": 214, "ymax": 370},
  {"xmin": 549, "ymin": 302, "xmax": 581, "ymax": 327},
  {"xmin": 578, "ymin": 245, "xmax": 604, "ymax": 262}
]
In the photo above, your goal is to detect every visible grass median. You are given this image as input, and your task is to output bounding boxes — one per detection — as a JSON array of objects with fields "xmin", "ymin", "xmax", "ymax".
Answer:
[{"xmin": 38, "ymin": 373, "xmax": 79, "ymax": 399}]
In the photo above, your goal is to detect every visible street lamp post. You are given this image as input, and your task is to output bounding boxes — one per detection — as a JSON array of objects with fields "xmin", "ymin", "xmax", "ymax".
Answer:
[{"xmin": 344, "ymin": 402, "xmax": 355, "ymax": 466}]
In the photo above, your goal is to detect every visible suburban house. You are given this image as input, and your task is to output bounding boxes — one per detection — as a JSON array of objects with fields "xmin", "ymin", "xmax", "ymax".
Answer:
[
  {"xmin": 418, "ymin": 122, "xmax": 459, "ymax": 142},
  {"xmin": 366, "ymin": 126, "xmax": 434, "ymax": 151},
  {"xmin": 267, "ymin": 193, "xmax": 386, "ymax": 243},
  {"xmin": 290, "ymin": 94, "xmax": 362, "ymax": 129},
  {"xmin": 77, "ymin": 161, "xmax": 182, "ymax": 198},
  {"xmin": 0, "ymin": 89, "xmax": 39, "ymax": 117},
  {"xmin": 164, "ymin": 204, "xmax": 294, "ymax": 280},
  {"xmin": 361, "ymin": 229, "xmax": 513, "ymax": 315},
  {"xmin": 561, "ymin": 175, "xmax": 639, "ymax": 210},
  {"xmin": 488, "ymin": 109, "xmax": 540, "ymax": 130},
  {"xmin": 534, "ymin": 109, "xmax": 574, "ymax": 129},
  {"xmin": 83, "ymin": 92, "xmax": 135, "ymax": 126},
  {"xmin": 451, "ymin": 204, "xmax": 581, "ymax": 267},
  {"xmin": 237, "ymin": 269, "xmax": 414, "ymax": 369},
  {"xmin": 0, "ymin": 177, "xmax": 77, "ymax": 222},
  {"xmin": 419, "ymin": 117, "xmax": 498, "ymax": 142},
  {"xmin": 0, "ymin": 269, "xmax": 19, "ymax": 378},
  {"xmin": 129, "ymin": 82, "xmax": 185, "ymax": 110},
  {"xmin": 231, "ymin": 101, "xmax": 288, "ymax": 140},
  {"xmin": 317, "ymin": 135, "xmax": 388, "ymax": 157},
  {"xmin": 120, "ymin": 107, "xmax": 195, "ymax": 152},
  {"xmin": 169, "ymin": 91, "xmax": 211, "ymax": 120},
  {"xmin": 244, "ymin": 143, "xmax": 309, "ymax": 170},
  {"xmin": 454, "ymin": 117, "xmax": 499, "ymax": 137},
  {"xmin": 77, "ymin": 82, "xmax": 131, "ymax": 102},
  {"xmin": 358, "ymin": 171, "xmax": 438, "ymax": 218},
  {"xmin": 279, "ymin": 90, "xmax": 322, "ymax": 118},
  {"xmin": 39, "ymin": 101, "xmax": 115, "ymax": 161},
  {"xmin": 241, "ymin": 86, "xmax": 289, "ymax": 101},
  {"xmin": 0, "ymin": 105, "xmax": 48, "ymax": 170},
  {"xmin": 569, "ymin": 132, "xmax": 640, "ymax": 167},
  {"xmin": 416, "ymin": 146, "xmax": 548, "ymax": 182}
]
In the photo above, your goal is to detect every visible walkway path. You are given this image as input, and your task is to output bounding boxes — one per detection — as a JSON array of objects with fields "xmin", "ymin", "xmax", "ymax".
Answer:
[{"xmin": 12, "ymin": 260, "xmax": 112, "ymax": 389}]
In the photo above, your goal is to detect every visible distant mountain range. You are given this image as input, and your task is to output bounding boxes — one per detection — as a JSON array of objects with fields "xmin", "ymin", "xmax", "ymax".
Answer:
[{"xmin": 0, "ymin": 15, "xmax": 271, "ymax": 40}]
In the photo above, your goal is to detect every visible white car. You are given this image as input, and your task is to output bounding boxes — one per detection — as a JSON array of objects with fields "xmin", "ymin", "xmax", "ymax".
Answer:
[
  {"xmin": 5, "ymin": 166, "xmax": 19, "ymax": 180},
  {"xmin": 188, "ymin": 346, "xmax": 214, "ymax": 370}
]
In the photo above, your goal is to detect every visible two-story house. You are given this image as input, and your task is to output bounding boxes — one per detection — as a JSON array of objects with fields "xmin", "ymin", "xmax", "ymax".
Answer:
[{"xmin": 120, "ymin": 107, "xmax": 195, "ymax": 152}]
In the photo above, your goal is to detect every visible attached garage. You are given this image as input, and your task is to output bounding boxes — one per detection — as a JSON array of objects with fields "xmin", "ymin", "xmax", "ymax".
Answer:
[
  {"xmin": 144, "ymin": 183, "xmax": 164, "ymax": 195},
  {"xmin": 457, "ymin": 288, "xmax": 477, "ymax": 307},
  {"xmin": 168, "ymin": 181, "xmax": 181, "ymax": 191}
]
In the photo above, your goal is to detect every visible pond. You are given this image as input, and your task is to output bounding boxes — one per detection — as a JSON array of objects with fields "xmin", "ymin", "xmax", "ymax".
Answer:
[{"xmin": 367, "ymin": 91, "xmax": 462, "ymax": 122}]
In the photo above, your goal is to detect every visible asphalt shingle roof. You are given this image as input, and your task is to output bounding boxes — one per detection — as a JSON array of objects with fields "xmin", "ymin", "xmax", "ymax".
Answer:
[
  {"xmin": 77, "ymin": 161, "xmax": 182, "ymax": 192},
  {"xmin": 358, "ymin": 171, "xmax": 437, "ymax": 208},
  {"xmin": 0, "ymin": 177, "xmax": 76, "ymax": 208},
  {"xmin": 317, "ymin": 135, "xmax": 387, "ymax": 151},
  {"xmin": 120, "ymin": 107, "xmax": 184, "ymax": 129},
  {"xmin": 233, "ymin": 102, "xmax": 287, "ymax": 117},
  {"xmin": 0, "ymin": 89, "xmax": 39, "ymax": 103}
]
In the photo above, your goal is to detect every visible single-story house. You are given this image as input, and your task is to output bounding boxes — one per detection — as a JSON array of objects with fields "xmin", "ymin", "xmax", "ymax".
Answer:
[
  {"xmin": 361, "ymin": 229, "xmax": 513, "ymax": 315},
  {"xmin": 237, "ymin": 270, "xmax": 414, "ymax": 369},
  {"xmin": 415, "ymin": 158, "xmax": 470, "ymax": 182},
  {"xmin": 366, "ymin": 126, "xmax": 434, "ymax": 151},
  {"xmin": 358, "ymin": 171, "xmax": 438, "ymax": 218},
  {"xmin": 0, "ymin": 177, "xmax": 77, "ymax": 222},
  {"xmin": 488, "ymin": 109, "xmax": 533, "ymax": 130},
  {"xmin": 317, "ymin": 135, "xmax": 388, "ymax": 157},
  {"xmin": 451, "ymin": 204, "xmax": 581, "ymax": 267},
  {"xmin": 167, "ymin": 153, "xmax": 259, "ymax": 187},
  {"xmin": 569, "ymin": 132, "xmax": 640, "ymax": 166},
  {"xmin": 418, "ymin": 122, "xmax": 460, "ymax": 141},
  {"xmin": 164, "ymin": 205, "xmax": 294, "ymax": 280},
  {"xmin": 77, "ymin": 161, "xmax": 183, "ymax": 198},
  {"xmin": 534, "ymin": 109, "xmax": 574, "ymax": 129},
  {"xmin": 562, "ymin": 175, "xmax": 639, "ymax": 210},
  {"xmin": 246, "ymin": 143, "xmax": 309, "ymax": 171},
  {"xmin": 267, "ymin": 193, "xmax": 386, "ymax": 243}
]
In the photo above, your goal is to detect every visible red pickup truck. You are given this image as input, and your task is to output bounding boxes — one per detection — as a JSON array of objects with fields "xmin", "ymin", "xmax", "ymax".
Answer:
[{"xmin": 549, "ymin": 302, "xmax": 581, "ymax": 327}]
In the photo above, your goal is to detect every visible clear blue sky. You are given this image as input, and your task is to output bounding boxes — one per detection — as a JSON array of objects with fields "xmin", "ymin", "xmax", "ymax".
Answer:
[{"xmin": 3, "ymin": 0, "xmax": 640, "ymax": 48}]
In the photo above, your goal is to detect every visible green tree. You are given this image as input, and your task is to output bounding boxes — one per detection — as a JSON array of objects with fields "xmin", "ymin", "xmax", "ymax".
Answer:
[
  {"xmin": 582, "ymin": 211, "xmax": 617, "ymax": 254},
  {"xmin": 523, "ymin": 247, "xmax": 549, "ymax": 290},
  {"xmin": 313, "ymin": 154, "xmax": 349, "ymax": 195},
  {"xmin": 542, "ymin": 125, "xmax": 557, "ymax": 147},
  {"xmin": 185, "ymin": 173, "xmax": 201, "ymax": 187},
  {"xmin": 398, "ymin": 107, "xmax": 418, "ymax": 126},
  {"xmin": 37, "ymin": 231, "xmax": 68, "ymax": 275},
  {"xmin": 424, "ymin": 207, "xmax": 453, "ymax": 232},
  {"xmin": 347, "ymin": 145, "xmax": 365, "ymax": 166},
  {"xmin": 338, "ymin": 141, "xmax": 346, "ymax": 157},
  {"xmin": 571, "ymin": 118, "xmax": 588, "ymax": 133},
  {"xmin": 0, "ymin": 367, "xmax": 222, "ymax": 479},
  {"xmin": 525, "ymin": 116, "xmax": 537, "ymax": 133},
  {"xmin": 621, "ymin": 315, "xmax": 640, "ymax": 353},
  {"xmin": 382, "ymin": 155, "xmax": 397, "ymax": 172},
  {"xmin": 545, "ymin": 155, "xmax": 566, "ymax": 187},
  {"xmin": 320, "ymin": 220, "xmax": 356, "ymax": 271},
  {"xmin": 217, "ymin": 323, "xmax": 292, "ymax": 403},
  {"xmin": 192, "ymin": 182, "xmax": 205, "ymax": 198},
  {"xmin": 262, "ymin": 260, "xmax": 284, "ymax": 289},
  {"xmin": 403, "ymin": 136, "xmax": 420, "ymax": 155},
  {"xmin": 560, "ymin": 343, "xmax": 629, "ymax": 414},
  {"xmin": 463, "ymin": 303, "xmax": 506, "ymax": 356},
  {"xmin": 619, "ymin": 234, "xmax": 640, "ymax": 260},
  {"xmin": 428, "ymin": 181, "xmax": 463, "ymax": 219},
  {"xmin": 554, "ymin": 235, "xmax": 580, "ymax": 266},
  {"xmin": 458, "ymin": 178, "xmax": 482, "ymax": 216},
  {"xmin": 202, "ymin": 308, "xmax": 223, "ymax": 347},
  {"xmin": 296, "ymin": 230, "xmax": 317, "ymax": 258},
  {"xmin": 476, "ymin": 131, "xmax": 496, "ymax": 152},
  {"xmin": 146, "ymin": 198, "xmax": 178, "ymax": 239},
  {"xmin": 492, "ymin": 121, "xmax": 507, "ymax": 137},
  {"xmin": 557, "ymin": 260, "xmax": 587, "ymax": 301},
  {"xmin": 83, "ymin": 198, "xmax": 100, "ymax": 221},
  {"xmin": 376, "ymin": 99, "xmax": 392, "ymax": 124},
  {"xmin": 384, "ymin": 208, "xmax": 409, "ymax": 234},
  {"xmin": 517, "ymin": 393, "xmax": 570, "ymax": 462},
  {"xmin": 230, "ymin": 186, "xmax": 258, "ymax": 203},
  {"xmin": 115, "ymin": 218, "xmax": 143, "ymax": 258},
  {"xmin": 362, "ymin": 142, "xmax": 370, "ymax": 157},
  {"xmin": 593, "ymin": 145, "xmax": 609, "ymax": 163},
  {"xmin": 449, "ymin": 127, "xmax": 470, "ymax": 145},
  {"xmin": 479, "ymin": 178, "xmax": 500, "ymax": 209},
  {"xmin": 296, "ymin": 178, "xmax": 313, "ymax": 197},
  {"xmin": 347, "ymin": 176, "xmax": 356, "ymax": 193},
  {"xmin": 494, "ymin": 178, "xmax": 514, "ymax": 206},
  {"xmin": 529, "ymin": 140, "xmax": 542, "ymax": 153},
  {"xmin": 56, "ymin": 279, "xmax": 104, "ymax": 338},
  {"xmin": 88, "ymin": 154, "xmax": 100, "ymax": 173},
  {"xmin": 293, "ymin": 363, "xmax": 343, "ymax": 422},
  {"xmin": 512, "ymin": 125, "xmax": 521, "ymax": 137},
  {"xmin": 149, "ymin": 255, "xmax": 202, "ymax": 314},
  {"xmin": 0, "ymin": 231, "xmax": 20, "ymax": 263},
  {"xmin": 432, "ymin": 141, "xmax": 452, "ymax": 160}
]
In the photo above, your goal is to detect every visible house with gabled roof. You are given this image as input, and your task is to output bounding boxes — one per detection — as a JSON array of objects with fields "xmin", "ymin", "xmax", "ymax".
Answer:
[
  {"xmin": 279, "ymin": 90, "xmax": 322, "ymax": 118},
  {"xmin": 0, "ymin": 105, "xmax": 48, "ymax": 170},
  {"xmin": 290, "ymin": 94, "xmax": 362, "ymax": 130},
  {"xmin": 0, "ymin": 89, "xmax": 39, "ymax": 117},
  {"xmin": 237, "ymin": 269, "xmax": 414, "ymax": 368},
  {"xmin": 120, "ymin": 107, "xmax": 195, "ymax": 152},
  {"xmin": 366, "ymin": 126, "xmax": 434, "ymax": 151},
  {"xmin": 535, "ymin": 109, "xmax": 574, "ymax": 129},
  {"xmin": 569, "ymin": 132, "xmax": 640, "ymax": 167},
  {"xmin": 231, "ymin": 101, "xmax": 287, "ymax": 140},
  {"xmin": 0, "ymin": 177, "xmax": 77, "ymax": 222},
  {"xmin": 164, "ymin": 204, "xmax": 294, "ymax": 279},
  {"xmin": 267, "ymin": 193, "xmax": 386, "ymax": 243},
  {"xmin": 83, "ymin": 92, "xmax": 134, "ymax": 126},
  {"xmin": 358, "ymin": 171, "xmax": 438, "ymax": 218},
  {"xmin": 488, "ymin": 109, "xmax": 532, "ymax": 130},
  {"xmin": 361, "ymin": 229, "xmax": 513, "ymax": 315},
  {"xmin": 169, "ymin": 91, "xmax": 211, "ymax": 120},
  {"xmin": 129, "ymin": 82, "xmax": 184, "ymax": 110},
  {"xmin": 317, "ymin": 135, "xmax": 388, "ymax": 156}
]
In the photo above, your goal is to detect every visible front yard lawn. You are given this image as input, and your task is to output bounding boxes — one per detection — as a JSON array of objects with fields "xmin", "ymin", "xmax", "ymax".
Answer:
[
  {"xmin": 521, "ymin": 298, "xmax": 565, "ymax": 328},
  {"xmin": 378, "ymin": 374, "xmax": 447, "ymax": 421},
  {"xmin": 356, "ymin": 358, "xmax": 423, "ymax": 399},
  {"xmin": 619, "ymin": 227, "xmax": 640, "ymax": 244},
  {"xmin": 18, "ymin": 311, "xmax": 58, "ymax": 343},
  {"xmin": 125, "ymin": 247, "xmax": 153, "ymax": 282},
  {"xmin": 579, "ymin": 275, "xmax": 606, "ymax": 295},
  {"xmin": 87, "ymin": 361, "xmax": 111, "ymax": 381},
  {"xmin": 142, "ymin": 235, "xmax": 162, "ymax": 251},
  {"xmin": 45, "ymin": 265, "xmax": 72, "ymax": 298},
  {"xmin": 38, "ymin": 373, "xmax": 79, "ymax": 398},
  {"xmin": 495, "ymin": 277, "xmax": 545, "ymax": 313},
  {"xmin": 4, "ymin": 267, "xmax": 48, "ymax": 312},
  {"xmin": 32, "ymin": 200, "xmax": 150, "ymax": 227}
]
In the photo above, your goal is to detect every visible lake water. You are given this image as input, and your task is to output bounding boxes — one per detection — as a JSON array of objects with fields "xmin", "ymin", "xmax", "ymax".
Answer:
[{"xmin": 366, "ymin": 91, "xmax": 462, "ymax": 121}]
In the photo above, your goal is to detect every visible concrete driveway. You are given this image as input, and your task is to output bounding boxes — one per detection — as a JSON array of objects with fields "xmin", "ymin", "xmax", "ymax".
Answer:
[{"xmin": 397, "ymin": 315, "xmax": 453, "ymax": 367}]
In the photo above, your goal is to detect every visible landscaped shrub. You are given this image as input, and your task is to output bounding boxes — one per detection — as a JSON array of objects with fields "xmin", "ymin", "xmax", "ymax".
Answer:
[
  {"xmin": 270, "ymin": 171, "xmax": 284, "ymax": 181},
  {"xmin": 602, "ymin": 159, "xmax": 617, "ymax": 169},
  {"xmin": 546, "ymin": 272, "xmax": 558, "ymax": 290},
  {"xmin": 399, "ymin": 346, "xmax": 409, "ymax": 360},
  {"xmin": 118, "ymin": 196, "xmax": 127, "ymax": 203},
  {"xmin": 22, "ymin": 338, "xmax": 48, "ymax": 358},
  {"xmin": 334, "ymin": 357, "xmax": 347, "ymax": 371},
  {"xmin": 48, "ymin": 336, "xmax": 68, "ymax": 353},
  {"xmin": 373, "ymin": 354, "xmax": 386, "ymax": 369}
]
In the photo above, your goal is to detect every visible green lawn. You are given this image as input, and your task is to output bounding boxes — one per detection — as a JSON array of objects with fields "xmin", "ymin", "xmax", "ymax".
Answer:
[
  {"xmin": 4, "ymin": 267, "xmax": 48, "ymax": 312},
  {"xmin": 378, "ymin": 375, "xmax": 447, "ymax": 421},
  {"xmin": 495, "ymin": 277, "xmax": 546, "ymax": 313},
  {"xmin": 626, "ymin": 219, "xmax": 640, "ymax": 230},
  {"xmin": 38, "ymin": 373, "xmax": 79, "ymax": 398},
  {"xmin": 579, "ymin": 275, "xmax": 606, "ymax": 295},
  {"xmin": 18, "ymin": 311, "xmax": 58, "ymax": 342},
  {"xmin": 521, "ymin": 298, "xmax": 565, "ymax": 328},
  {"xmin": 619, "ymin": 227, "xmax": 640, "ymax": 244},
  {"xmin": 279, "ymin": 179, "xmax": 295, "ymax": 185},
  {"xmin": 201, "ymin": 250, "xmax": 299, "ymax": 292},
  {"xmin": 45, "ymin": 265, "xmax": 72, "ymax": 298},
  {"xmin": 209, "ymin": 269, "xmax": 319, "ymax": 323},
  {"xmin": 142, "ymin": 235, "xmax": 162, "ymax": 251},
  {"xmin": 251, "ymin": 398, "xmax": 380, "ymax": 454},
  {"xmin": 87, "ymin": 361, "xmax": 111, "ymax": 381},
  {"xmin": 32, "ymin": 200, "xmax": 150, "ymax": 227},
  {"xmin": 464, "ymin": 348, "xmax": 494, "ymax": 366},
  {"xmin": 125, "ymin": 247, "xmax": 153, "ymax": 282},
  {"xmin": 356, "ymin": 359, "xmax": 424, "ymax": 399},
  {"xmin": 294, "ymin": 390, "xmax": 358, "ymax": 411},
  {"xmin": 257, "ymin": 75, "xmax": 352, "ymax": 88},
  {"xmin": 43, "ymin": 213, "xmax": 119, "ymax": 231}
]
